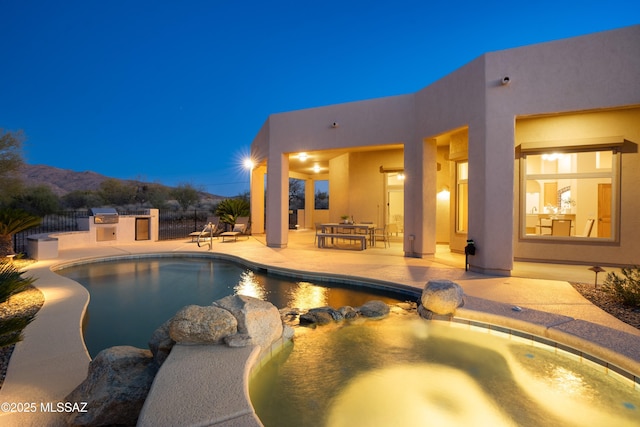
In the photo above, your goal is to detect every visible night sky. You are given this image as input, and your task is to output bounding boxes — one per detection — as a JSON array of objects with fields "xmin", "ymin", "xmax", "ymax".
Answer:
[{"xmin": 1, "ymin": 1, "xmax": 637, "ymax": 195}]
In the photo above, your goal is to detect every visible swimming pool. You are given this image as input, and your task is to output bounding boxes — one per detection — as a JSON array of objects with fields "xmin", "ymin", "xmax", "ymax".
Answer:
[
  {"xmin": 55, "ymin": 254, "xmax": 640, "ymax": 426},
  {"xmin": 250, "ymin": 315, "xmax": 640, "ymax": 427},
  {"xmin": 57, "ymin": 256, "xmax": 409, "ymax": 356}
]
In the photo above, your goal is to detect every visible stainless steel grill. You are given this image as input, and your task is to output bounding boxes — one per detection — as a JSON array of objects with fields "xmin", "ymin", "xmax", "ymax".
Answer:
[{"xmin": 90, "ymin": 207, "xmax": 119, "ymax": 224}]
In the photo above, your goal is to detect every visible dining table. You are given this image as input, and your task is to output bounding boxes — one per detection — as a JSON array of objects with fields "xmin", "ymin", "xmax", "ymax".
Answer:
[{"xmin": 319, "ymin": 223, "xmax": 376, "ymax": 248}]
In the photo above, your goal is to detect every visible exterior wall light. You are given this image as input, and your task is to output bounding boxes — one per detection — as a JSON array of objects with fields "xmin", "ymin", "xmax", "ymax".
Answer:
[{"xmin": 243, "ymin": 158, "xmax": 255, "ymax": 170}]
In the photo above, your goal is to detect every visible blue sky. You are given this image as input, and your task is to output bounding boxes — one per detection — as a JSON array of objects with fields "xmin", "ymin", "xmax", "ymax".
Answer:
[{"xmin": 1, "ymin": 1, "xmax": 637, "ymax": 196}]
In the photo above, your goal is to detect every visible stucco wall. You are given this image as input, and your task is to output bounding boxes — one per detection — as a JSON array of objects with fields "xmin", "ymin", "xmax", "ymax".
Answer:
[
  {"xmin": 421, "ymin": 24, "xmax": 640, "ymax": 272},
  {"xmin": 436, "ymin": 146, "xmax": 451, "ymax": 244},
  {"xmin": 50, "ymin": 211, "xmax": 159, "ymax": 252},
  {"xmin": 251, "ymin": 24, "xmax": 640, "ymax": 270},
  {"xmin": 269, "ymin": 95, "xmax": 415, "ymax": 152},
  {"xmin": 474, "ymin": 25, "xmax": 639, "ymax": 271},
  {"xmin": 261, "ymin": 95, "xmax": 415, "ymax": 248},
  {"xmin": 348, "ymin": 149, "xmax": 403, "ymax": 225},
  {"xmin": 329, "ymin": 153, "xmax": 350, "ymax": 222},
  {"xmin": 514, "ymin": 108, "xmax": 640, "ymax": 265}
]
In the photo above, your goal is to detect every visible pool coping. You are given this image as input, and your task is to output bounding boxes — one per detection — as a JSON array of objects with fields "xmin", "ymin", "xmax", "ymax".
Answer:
[{"xmin": 1, "ymin": 247, "xmax": 640, "ymax": 426}]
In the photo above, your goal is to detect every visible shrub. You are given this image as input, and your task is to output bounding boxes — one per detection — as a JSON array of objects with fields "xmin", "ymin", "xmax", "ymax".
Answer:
[
  {"xmin": 0, "ymin": 209, "xmax": 42, "ymax": 257},
  {"xmin": 215, "ymin": 198, "xmax": 249, "ymax": 226},
  {"xmin": 602, "ymin": 266, "xmax": 640, "ymax": 308},
  {"xmin": 0, "ymin": 261, "xmax": 37, "ymax": 347},
  {"xmin": 0, "ymin": 261, "xmax": 35, "ymax": 303},
  {"xmin": 0, "ymin": 317, "xmax": 33, "ymax": 348}
]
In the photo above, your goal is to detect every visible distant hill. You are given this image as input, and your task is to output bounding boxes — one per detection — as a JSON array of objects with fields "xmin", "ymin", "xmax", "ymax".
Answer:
[
  {"xmin": 20, "ymin": 164, "xmax": 224, "ymax": 202},
  {"xmin": 21, "ymin": 164, "xmax": 117, "ymax": 196}
]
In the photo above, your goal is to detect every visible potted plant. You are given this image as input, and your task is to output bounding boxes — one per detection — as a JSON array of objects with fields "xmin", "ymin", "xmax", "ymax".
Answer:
[{"xmin": 340, "ymin": 215, "xmax": 350, "ymax": 224}]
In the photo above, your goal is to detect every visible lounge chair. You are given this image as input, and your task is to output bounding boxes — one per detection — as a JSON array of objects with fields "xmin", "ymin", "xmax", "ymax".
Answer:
[
  {"xmin": 196, "ymin": 221, "xmax": 221, "ymax": 248},
  {"xmin": 220, "ymin": 223, "xmax": 246, "ymax": 242},
  {"xmin": 190, "ymin": 216, "xmax": 221, "ymax": 242},
  {"xmin": 235, "ymin": 216, "xmax": 250, "ymax": 234}
]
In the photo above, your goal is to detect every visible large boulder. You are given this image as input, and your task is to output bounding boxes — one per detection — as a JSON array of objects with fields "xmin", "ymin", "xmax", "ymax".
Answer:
[
  {"xmin": 300, "ymin": 309, "xmax": 336, "ymax": 325},
  {"xmin": 148, "ymin": 320, "xmax": 175, "ymax": 365},
  {"xmin": 65, "ymin": 346, "xmax": 158, "ymax": 426},
  {"xmin": 358, "ymin": 300, "xmax": 390, "ymax": 319},
  {"xmin": 213, "ymin": 295, "xmax": 283, "ymax": 349},
  {"xmin": 169, "ymin": 305, "xmax": 238, "ymax": 344},
  {"xmin": 339, "ymin": 305, "xmax": 359, "ymax": 319},
  {"xmin": 420, "ymin": 280, "xmax": 464, "ymax": 315}
]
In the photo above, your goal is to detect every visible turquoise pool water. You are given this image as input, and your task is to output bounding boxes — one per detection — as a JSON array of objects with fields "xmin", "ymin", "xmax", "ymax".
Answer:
[
  {"xmin": 57, "ymin": 256, "xmax": 408, "ymax": 356},
  {"xmin": 250, "ymin": 315, "xmax": 640, "ymax": 427}
]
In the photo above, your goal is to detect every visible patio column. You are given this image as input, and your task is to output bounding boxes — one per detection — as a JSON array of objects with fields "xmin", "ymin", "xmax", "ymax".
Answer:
[
  {"xmin": 403, "ymin": 138, "xmax": 437, "ymax": 257},
  {"xmin": 250, "ymin": 164, "xmax": 266, "ymax": 234},
  {"xmin": 266, "ymin": 152, "xmax": 289, "ymax": 248},
  {"xmin": 467, "ymin": 119, "xmax": 514, "ymax": 275},
  {"xmin": 304, "ymin": 178, "xmax": 314, "ymax": 229}
]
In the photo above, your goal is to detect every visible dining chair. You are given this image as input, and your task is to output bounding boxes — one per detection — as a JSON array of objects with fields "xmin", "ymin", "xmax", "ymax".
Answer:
[
  {"xmin": 313, "ymin": 223, "xmax": 322, "ymax": 244},
  {"xmin": 539, "ymin": 218, "xmax": 552, "ymax": 235},
  {"xmin": 373, "ymin": 225, "xmax": 390, "ymax": 248},
  {"xmin": 551, "ymin": 219, "xmax": 572, "ymax": 236},
  {"xmin": 581, "ymin": 219, "xmax": 595, "ymax": 237}
]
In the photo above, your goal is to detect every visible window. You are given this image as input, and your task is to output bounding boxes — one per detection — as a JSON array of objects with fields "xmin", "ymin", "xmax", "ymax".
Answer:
[
  {"xmin": 314, "ymin": 180, "xmax": 329, "ymax": 210},
  {"xmin": 456, "ymin": 161, "xmax": 468, "ymax": 233},
  {"xmin": 521, "ymin": 150, "xmax": 617, "ymax": 239}
]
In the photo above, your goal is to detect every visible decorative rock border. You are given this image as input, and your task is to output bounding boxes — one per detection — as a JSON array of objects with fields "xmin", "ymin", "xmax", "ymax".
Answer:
[
  {"xmin": 65, "ymin": 295, "xmax": 290, "ymax": 426},
  {"xmin": 64, "ymin": 295, "xmax": 401, "ymax": 426}
]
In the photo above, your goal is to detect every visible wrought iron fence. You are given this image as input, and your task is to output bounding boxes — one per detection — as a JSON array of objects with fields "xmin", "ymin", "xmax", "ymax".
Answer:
[
  {"xmin": 157, "ymin": 209, "xmax": 213, "ymax": 241},
  {"xmin": 11, "ymin": 209, "xmax": 217, "ymax": 254},
  {"xmin": 13, "ymin": 210, "xmax": 89, "ymax": 254}
]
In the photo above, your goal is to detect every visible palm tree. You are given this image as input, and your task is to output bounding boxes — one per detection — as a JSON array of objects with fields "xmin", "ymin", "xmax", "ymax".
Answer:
[
  {"xmin": 0, "ymin": 209, "xmax": 42, "ymax": 257},
  {"xmin": 215, "ymin": 198, "xmax": 250, "ymax": 228}
]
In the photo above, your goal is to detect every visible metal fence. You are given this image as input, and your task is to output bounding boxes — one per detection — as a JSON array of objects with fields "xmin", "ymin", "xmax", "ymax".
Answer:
[
  {"xmin": 157, "ymin": 209, "xmax": 213, "ymax": 241},
  {"xmin": 11, "ymin": 209, "xmax": 218, "ymax": 254},
  {"xmin": 13, "ymin": 210, "xmax": 89, "ymax": 254}
]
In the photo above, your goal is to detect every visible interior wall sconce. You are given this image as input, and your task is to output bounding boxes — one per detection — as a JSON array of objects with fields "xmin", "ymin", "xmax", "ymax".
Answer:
[
  {"xmin": 501, "ymin": 76, "xmax": 511, "ymax": 86},
  {"xmin": 379, "ymin": 165, "xmax": 404, "ymax": 174},
  {"xmin": 331, "ymin": 122, "xmax": 339, "ymax": 128},
  {"xmin": 437, "ymin": 185, "xmax": 450, "ymax": 201}
]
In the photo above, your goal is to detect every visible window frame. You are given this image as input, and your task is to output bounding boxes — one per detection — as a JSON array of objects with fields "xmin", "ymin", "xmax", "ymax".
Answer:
[
  {"xmin": 455, "ymin": 161, "xmax": 468, "ymax": 234},
  {"xmin": 519, "ymin": 148, "xmax": 620, "ymax": 242}
]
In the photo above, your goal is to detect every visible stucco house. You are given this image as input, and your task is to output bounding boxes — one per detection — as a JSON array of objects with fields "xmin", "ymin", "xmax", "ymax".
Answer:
[{"xmin": 248, "ymin": 24, "xmax": 640, "ymax": 275}]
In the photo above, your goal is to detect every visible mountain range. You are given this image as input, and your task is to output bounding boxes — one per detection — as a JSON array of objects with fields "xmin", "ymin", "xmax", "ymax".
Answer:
[{"xmin": 20, "ymin": 164, "xmax": 223, "ymax": 200}]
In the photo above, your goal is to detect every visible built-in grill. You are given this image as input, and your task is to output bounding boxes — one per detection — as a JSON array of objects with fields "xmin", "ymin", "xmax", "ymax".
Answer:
[{"xmin": 90, "ymin": 207, "xmax": 119, "ymax": 224}]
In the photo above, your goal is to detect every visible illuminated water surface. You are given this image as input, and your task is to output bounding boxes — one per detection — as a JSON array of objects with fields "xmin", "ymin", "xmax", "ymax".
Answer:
[
  {"xmin": 250, "ymin": 315, "xmax": 640, "ymax": 427},
  {"xmin": 57, "ymin": 257, "xmax": 406, "ymax": 356}
]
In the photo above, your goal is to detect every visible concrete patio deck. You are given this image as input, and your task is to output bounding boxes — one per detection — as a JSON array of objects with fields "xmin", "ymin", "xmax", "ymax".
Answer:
[{"xmin": 1, "ymin": 229, "xmax": 639, "ymax": 426}]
